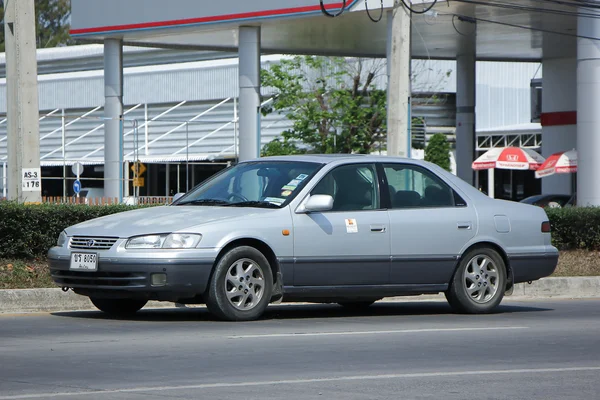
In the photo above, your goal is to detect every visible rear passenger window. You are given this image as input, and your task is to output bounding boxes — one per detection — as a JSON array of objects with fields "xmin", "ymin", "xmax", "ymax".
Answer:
[{"xmin": 383, "ymin": 164, "xmax": 456, "ymax": 208}]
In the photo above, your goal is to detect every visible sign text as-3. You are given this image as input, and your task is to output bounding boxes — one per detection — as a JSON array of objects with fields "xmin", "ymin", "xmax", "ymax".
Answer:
[{"xmin": 22, "ymin": 168, "xmax": 41, "ymax": 192}]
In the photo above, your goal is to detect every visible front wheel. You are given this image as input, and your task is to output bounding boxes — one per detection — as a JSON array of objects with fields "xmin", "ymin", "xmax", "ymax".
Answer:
[
  {"xmin": 90, "ymin": 297, "xmax": 148, "ymax": 316},
  {"xmin": 445, "ymin": 247, "xmax": 506, "ymax": 314},
  {"xmin": 205, "ymin": 246, "xmax": 273, "ymax": 321}
]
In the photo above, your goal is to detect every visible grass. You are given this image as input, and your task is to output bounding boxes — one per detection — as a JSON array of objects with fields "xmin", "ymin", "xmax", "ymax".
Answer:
[{"xmin": 1, "ymin": 250, "xmax": 599, "ymax": 290}]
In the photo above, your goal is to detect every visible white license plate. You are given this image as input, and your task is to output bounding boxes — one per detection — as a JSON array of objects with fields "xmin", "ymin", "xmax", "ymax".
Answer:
[{"xmin": 70, "ymin": 253, "xmax": 98, "ymax": 271}]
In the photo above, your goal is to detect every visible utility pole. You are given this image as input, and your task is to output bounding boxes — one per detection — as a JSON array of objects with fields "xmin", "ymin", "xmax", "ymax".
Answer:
[
  {"xmin": 386, "ymin": 2, "xmax": 411, "ymax": 158},
  {"xmin": 4, "ymin": 0, "xmax": 42, "ymax": 203}
]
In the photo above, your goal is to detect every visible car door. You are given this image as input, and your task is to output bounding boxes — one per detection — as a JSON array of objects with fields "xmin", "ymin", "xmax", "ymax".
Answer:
[
  {"xmin": 291, "ymin": 163, "xmax": 390, "ymax": 286},
  {"xmin": 381, "ymin": 163, "xmax": 477, "ymax": 286}
]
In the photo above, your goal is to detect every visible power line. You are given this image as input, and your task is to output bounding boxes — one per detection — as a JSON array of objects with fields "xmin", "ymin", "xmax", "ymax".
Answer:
[
  {"xmin": 452, "ymin": 0, "xmax": 600, "ymax": 20},
  {"xmin": 320, "ymin": 0, "xmax": 348, "ymax": 17},
  {"xmin": 400, "ymin": 0, "xmax": 439, "ymax": 14},
  {"xmin": 438, "ymin": 10, "xmax": 600, "ymax": 41}
]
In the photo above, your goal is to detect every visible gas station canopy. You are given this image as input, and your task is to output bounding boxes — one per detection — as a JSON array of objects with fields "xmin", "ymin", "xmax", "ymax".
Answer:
[{"xmin": 71, "ymin": 0, "xmax": 579, "ymax": 61}]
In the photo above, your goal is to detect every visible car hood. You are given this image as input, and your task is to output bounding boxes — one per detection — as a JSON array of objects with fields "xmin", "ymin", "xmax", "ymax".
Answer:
[{"xmin": 64, "ymin": 205, "xmax": 276, "ymax": 238}]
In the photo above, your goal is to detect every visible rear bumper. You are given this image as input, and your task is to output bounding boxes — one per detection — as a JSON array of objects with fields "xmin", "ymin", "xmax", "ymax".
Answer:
[
  {"xmin": 48, "ymin": 253, "xmax": 215, "ymax": 302},
  {"xmin": 509, "ymin": 247, "xmax": 559, "ymax": 284}
]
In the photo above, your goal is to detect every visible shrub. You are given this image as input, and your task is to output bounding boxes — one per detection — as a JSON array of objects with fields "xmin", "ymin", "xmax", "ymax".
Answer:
[
  {"xmin": 0, "ymin": 202, "xmax": 145, "ymax": 259},
  {"xmin": 424, "ymin": 133, "xmax": 451, "ymax": 172},
  {"xmin": 546, "ymin": 207, "xmax": 600, "ymax": 251}
]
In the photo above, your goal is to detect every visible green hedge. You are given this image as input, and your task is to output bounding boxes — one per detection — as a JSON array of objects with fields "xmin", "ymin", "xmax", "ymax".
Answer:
[
  {"xmin": 0, "ymin": 202, "xmax": 599, "ymax": 259},
  {"xmin": 545, "ymin": 207, "xmax": 600, "ymax": 251},
  {"xmin": 0, "ymin": 202, "xmax": 145, "ymax": 259}
]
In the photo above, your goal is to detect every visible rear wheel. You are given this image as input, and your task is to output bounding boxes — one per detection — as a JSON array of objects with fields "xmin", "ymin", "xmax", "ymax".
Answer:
[
  {"xmin": 205, "ymin": 246, "xmax": 273, "ymax": 321},
  {"xmin": 90, "ymin": 297, "xmax": 148, "ymax": 316},
  {"xmin": 445, "ymin": 247, "xmax": 506, "ymax": 314}
]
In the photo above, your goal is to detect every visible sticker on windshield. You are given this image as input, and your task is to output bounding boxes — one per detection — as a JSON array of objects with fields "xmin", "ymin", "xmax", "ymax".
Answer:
[
  {"xmin": 281, "ymin": 185, "xmax": 297, "ymax": 191},
  {"xmin": 286, "ymin": 179, "xmax": 301, "ymax": 187},
  {"xmin": 281, "ymin": 190, "xmax": 292, "ymax": 197},
  {"xmin": 264, "ymin": 197, "xmax": 285, "ymax": 205},
  {"xmin": 345, "ymin": 218, "xmax": 358, "ymax": 233},
  {"xmin": 296, "ymin": 174, "xmax": 309, "ymax": 180}
]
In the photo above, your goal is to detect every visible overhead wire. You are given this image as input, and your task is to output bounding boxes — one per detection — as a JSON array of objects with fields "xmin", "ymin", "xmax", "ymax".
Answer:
[
  {"xmin": 365, "ymin": 0, "xmax": 384, "ymax": 22},
  {"xmin": 400, "ymin": 0, "xmax": 439, "ymax": 14},
  {"xmin": 451, "ymin": 0, "xmax": 600, "ymax": 20},
  {"xmin": 320, "ymin": 0, "xmax": 348, "ymax": 17}
]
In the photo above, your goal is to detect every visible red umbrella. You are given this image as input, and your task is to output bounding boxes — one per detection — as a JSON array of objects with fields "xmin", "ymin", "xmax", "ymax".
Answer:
[
  {"xmin": 535, "ymin": 149, "xmax": 577, "ymax": 178},
  {"xmin": 472, "ymin": 147, "xmax": 546, "ymax": 171}
]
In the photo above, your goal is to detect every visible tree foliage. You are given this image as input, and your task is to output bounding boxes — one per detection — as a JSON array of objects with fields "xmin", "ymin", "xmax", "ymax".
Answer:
[
  {"xmin": 0, "ymin": 0, "xmax": 72, "ymax": 52},
  {"xmin": 260, "ymin": 56, "xmax": 387, "ymax": 155},
  {"xmin": 424, "ymin": 133, "xmax": 451, "ymax": 172}
]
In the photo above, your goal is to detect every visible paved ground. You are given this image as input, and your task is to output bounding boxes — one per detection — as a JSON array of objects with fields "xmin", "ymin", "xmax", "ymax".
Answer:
[{"xmin": 0, "ymin": 298, "xmax": 599, "ymax": 400}]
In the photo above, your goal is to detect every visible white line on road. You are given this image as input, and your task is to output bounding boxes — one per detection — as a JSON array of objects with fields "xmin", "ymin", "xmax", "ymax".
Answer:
[
  {"xmin": 2, "ymin": 366, "xmax": 600, "ymax": 399},
  {"xmin": 228, "ymin": 326, "xmax": 529, "ymax": 339}
]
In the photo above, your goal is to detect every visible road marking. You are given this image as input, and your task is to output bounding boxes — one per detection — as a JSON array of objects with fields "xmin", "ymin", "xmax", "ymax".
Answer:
[
  {"xmin": 228, "ymin": 326, "xmax": 529, "ymax": 339},
  {"xmin": 2, "ymin": 366, "xmax": 600, "ymax": 399}
]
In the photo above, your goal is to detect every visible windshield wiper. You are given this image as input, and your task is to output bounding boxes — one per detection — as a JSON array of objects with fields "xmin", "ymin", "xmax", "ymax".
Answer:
[
  {"xmin": 176, "ymin": 199, "xmax": 230, "ymax": 206},
  {"xmin": 225, "ymin": 201, "xmax": 281, "ymax": 209}
]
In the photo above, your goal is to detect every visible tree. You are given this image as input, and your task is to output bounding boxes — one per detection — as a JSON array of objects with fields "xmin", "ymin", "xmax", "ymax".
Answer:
[
  {"xmin": 0, "ymin": 0, "xmax": 72, "ymax": 52},
  {"xmin": 424, "ymin": 133, "xmax": 451, "ymax": 172},
  {"xmin": 260, "ymin": 56, "xmax": 452, "ymax": 156},
  {"xmin": 261, "ymin": 56, "xmax": 388, "ymax": 155}
]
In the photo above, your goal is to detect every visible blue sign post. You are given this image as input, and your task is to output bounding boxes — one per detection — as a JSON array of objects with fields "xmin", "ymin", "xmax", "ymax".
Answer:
[{"xmin": 73, "ymin": 179, "xmax": 81, "ymax": 195}]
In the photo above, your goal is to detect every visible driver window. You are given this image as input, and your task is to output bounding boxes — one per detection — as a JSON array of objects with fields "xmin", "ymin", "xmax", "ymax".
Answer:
[{"xmin": 311, "ymin": 164, "xmax": 379, "ymax": 211}]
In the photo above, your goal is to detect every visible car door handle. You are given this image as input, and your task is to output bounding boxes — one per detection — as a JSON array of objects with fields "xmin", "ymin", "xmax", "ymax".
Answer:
[
  {"xmin": 370, "ymin": 225, "xmax": 386, "ymax": 233},
  {"xmin": 457, "ymin": 222, "xmax": 472, "ymax": 230}
]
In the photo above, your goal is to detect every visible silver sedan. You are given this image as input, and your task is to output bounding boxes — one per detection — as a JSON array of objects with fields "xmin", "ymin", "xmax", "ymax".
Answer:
[{"xmin": 48, "ymin": 155, "xmax": 558, "ymax": 321}]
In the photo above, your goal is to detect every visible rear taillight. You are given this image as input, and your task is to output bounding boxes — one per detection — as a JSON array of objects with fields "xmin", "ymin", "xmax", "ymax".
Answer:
[{"xmin": 541, "ymin": 221, "xmax": 551, "ymax": 233}]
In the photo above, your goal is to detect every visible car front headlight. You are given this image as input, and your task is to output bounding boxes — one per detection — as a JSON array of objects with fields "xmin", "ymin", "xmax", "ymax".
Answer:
[
  {"xmin": 57, "ymin": 231, "xmax": 67, "ymax": 247},
  {"xmin": 125, "ymin": 233, "xmax": 201, "ymax": 249}
]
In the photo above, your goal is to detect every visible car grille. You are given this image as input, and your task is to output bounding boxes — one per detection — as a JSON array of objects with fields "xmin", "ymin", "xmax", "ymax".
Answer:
[
  {"xmin": 51, "ymin": 270, "xmax": 146, "ymax": 288},
  {"xmin": 69, "ymin": 236, "xmax": 119, "ymax": 250}
]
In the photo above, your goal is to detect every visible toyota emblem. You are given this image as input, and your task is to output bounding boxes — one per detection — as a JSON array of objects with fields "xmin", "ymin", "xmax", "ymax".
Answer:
[{"xmin": 87, "ymin": 239, "xmax": 95, "ymax": 247}]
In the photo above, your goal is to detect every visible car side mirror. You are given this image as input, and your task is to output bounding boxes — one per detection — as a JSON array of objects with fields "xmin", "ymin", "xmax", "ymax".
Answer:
[
  {"xmin": 172, "ymin": 193, "xmax": 185, "ymax": 203},
  {"xmin": 302, "ymin": 194, "xmax": 334, "ymax": 213}
]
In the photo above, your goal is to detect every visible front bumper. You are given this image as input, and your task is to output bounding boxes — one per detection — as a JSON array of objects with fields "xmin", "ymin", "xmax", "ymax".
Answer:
[{"xmin": 48, "ymin": 246, "xmax": 217, "ymax": 302}]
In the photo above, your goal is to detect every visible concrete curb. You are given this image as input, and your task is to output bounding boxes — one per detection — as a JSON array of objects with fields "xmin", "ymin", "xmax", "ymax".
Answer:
[{"xmin": 1, "ymin": 277, "xmax": 599, "ymax": 314}]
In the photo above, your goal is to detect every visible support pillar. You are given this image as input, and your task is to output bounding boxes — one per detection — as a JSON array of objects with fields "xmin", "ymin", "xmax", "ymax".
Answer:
[
  {"xmin": 456, "ymin": 52, "xmax": 476, "ymax": 186},
  {"xmin": 541, "ymin": 58, "xmax": 576, "ymax": 195},
  {"xmin": 104, "ymin": 39, "xmax": 124, "ymax": 201},
  {"xmin": 577, "ymin": 8, "xmax": 600, "ymax": 206},
  {"xmin": 238, "ymin": 26, "xmax": 261, "ymax": 161},
  {"xmin": 4, "ymin": 0, "xmax": 42, "ymax": 203},
  {"xmin": 386, "ymin": 7, "xmax": 411, "ymax": 157}
]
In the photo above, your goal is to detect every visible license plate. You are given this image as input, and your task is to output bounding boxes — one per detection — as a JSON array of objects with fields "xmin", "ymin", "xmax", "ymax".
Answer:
[{"xmin": 70, "ymin": 253, "xmax": 98, "ymax": 271}]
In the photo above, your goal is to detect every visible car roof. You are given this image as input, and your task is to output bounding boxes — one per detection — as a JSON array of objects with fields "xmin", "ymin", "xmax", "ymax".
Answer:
[{"xmin": 252, "ymin": 154, "xmax": 425, "ymax": 165}]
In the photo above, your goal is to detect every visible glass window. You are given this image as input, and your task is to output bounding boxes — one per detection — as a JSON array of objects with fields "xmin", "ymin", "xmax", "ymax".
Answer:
[
  {"xmin": 311, "ymin": 164, "xmax": 379, "ymax": 211},
  {"xmin": 383, "ymin": 164, "xmax": 455, "ymax": 208},
  {"xmin": 174, "ymin": 161, "xmax": 321, "ymax": 208}
]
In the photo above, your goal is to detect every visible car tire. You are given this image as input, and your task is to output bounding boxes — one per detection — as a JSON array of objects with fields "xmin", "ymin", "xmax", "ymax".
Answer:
[
  {"xmin": 445, "ymin": 247, "xmax": 506, "ymax": 314},
  {"xmin": 205, "ymin": 246, "xmax": 273, "ymax": 321},
  {"xmin": 90, "ymin": 297, "xmax": 148, "ymax": 316},
  {"xmin": 338, "ymin": 300, "xmax": 377, "ymax": 309}
]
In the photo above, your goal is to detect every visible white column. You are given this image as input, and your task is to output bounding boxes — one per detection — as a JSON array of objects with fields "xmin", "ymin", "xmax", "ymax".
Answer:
[
  {"xmin": 104, "ymin": 39, "xmax": 124, "ymax": 201},
  {"xmin": 4, "ymin": 0, "xmax": 42, "ymax": 203},
  {"xmin": 386, "ymin": 8, "xmax": 411, "ymax": 157},
  {"xmin": 456, "ymin": 53, "xmax": 476, "ymax": 186},
  {"xmin": 238, "ymin": 26, "xmax": 261, "ymax": 161},
  {"xmin": 577, "ymin": 9, "xmax": 600, "ymax": 206},
  {"xmin": 541, "ymin": 58, "xmax": 576, "ymax": 195}
]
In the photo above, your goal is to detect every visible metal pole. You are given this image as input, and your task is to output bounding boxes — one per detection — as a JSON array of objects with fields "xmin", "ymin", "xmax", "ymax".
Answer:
[
  {"xmin": 165, "ymin": 163, "xmax": 170, "ymax": 196},
  {"xmin": 233, "ymin": 97, "xmax": 238, "ymax": 161},
  {"xmin": 177, "ymin": 164, "xmax": 180, "ymax": 194},
  {"xmin": 103, "ymin": 38, "xmax": 124, "ymax": 202},
  {"xmin": 62, "ymin": 109, "xmax": 66, "ymax": 198},
  {"xmin": 186, "ymin": 122, "xmax": 189, "ymax": 192},
  {"xmin": 2, "ymin": 162, "xmax": 6, "ymax": 198},
  {"xmin": 144, "ymin": 103, "xmax": 149, "ymax": 156},
  {"xmin": 238, "ymin": 26, "xmax": 261, "ymax": 161}
]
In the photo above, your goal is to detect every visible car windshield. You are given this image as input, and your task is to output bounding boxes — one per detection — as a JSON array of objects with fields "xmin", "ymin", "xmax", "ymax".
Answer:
[{"xmin": 174, "ymin": 160, "xmax": 322, "ymax": 208}]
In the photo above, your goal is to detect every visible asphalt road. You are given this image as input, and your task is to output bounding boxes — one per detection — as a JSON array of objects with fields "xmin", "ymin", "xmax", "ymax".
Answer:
[{"xmin": 1, "ymin": 298, "xmax": 599, "ymax": 400}]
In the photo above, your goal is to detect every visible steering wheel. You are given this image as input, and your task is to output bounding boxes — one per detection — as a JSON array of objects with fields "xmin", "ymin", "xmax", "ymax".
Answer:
[{"xmin": 227, "ymin": 192, "xmax": 248, "ymax": 202}]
